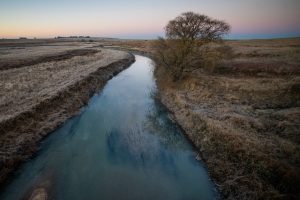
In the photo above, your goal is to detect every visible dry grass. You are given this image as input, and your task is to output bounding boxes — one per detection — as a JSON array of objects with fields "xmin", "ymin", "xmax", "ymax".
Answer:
[
  {"xmin": 154, "ymin": 38, "xmax": 300, "ymax": 199},
  {"xmin": 101, "ymin": 39, "xmax": 154, "ymax": 55},
  {"xmin": 217, "ymin": 38, "xmax": 300, "ymax": 76},
  {"xmin": 0, "ymin": 41, "xmax": 135, "ymax": 185},
  {"xmin": 0, "ymin": 48, "xmax": 130, "ymax": 123},
  {"xmin": 0, "ymin": 47, "xmax": 99, "ymax": 70},
  {"xmin": 1, "ymin": 37, "xmax": 299, "ymax": 198}
]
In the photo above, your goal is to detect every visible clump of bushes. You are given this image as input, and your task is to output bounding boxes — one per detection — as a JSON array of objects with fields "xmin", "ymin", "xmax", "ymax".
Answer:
[{"xmin": 153, "ymin": 12, "xmax": 231, "ymax": 81}]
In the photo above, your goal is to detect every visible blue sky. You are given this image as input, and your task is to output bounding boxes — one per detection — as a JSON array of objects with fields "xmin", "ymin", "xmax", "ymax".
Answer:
[{"xmin": 1, "ymin": 0, "xmax": 300, "ymax": 39}]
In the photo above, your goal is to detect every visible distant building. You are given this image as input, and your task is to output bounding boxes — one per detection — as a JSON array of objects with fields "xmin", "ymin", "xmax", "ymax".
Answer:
[{"xmin": 19, "ymin": 37, "xmax": 27, "ymax": 39}]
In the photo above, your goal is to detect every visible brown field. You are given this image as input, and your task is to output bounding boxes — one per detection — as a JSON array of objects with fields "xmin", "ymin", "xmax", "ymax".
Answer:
[
  {"xmin": 153, "ymin": 38, "xmax": 300, "ymax": 199},
  {"xmin": 0, "ymin": 38, "xmax": 135, "ymax": 185},
  {"xmin": 0, "ymin": 37, "xmax": 299, "ymax": 199}
]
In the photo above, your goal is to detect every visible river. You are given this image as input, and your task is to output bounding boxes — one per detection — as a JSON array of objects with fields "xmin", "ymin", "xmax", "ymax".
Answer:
[{"xmin": 0, "ymin": 55, "xmax": 217, "ymax": 200}]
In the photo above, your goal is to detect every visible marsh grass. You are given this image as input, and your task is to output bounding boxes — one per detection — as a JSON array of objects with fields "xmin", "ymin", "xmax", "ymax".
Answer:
[{"xmin": 154, "ymin": 38, "xmax": 300, "ymax": 199}]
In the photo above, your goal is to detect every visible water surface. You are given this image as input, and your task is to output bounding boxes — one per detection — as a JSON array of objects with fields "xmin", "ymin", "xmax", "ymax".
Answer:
[{"xmin": 0, "ymin": 55, "xmax": 217, "ymax": 200}]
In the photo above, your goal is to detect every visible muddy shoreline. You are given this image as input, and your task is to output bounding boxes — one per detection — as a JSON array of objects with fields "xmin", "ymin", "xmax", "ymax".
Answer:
[{"xmin": 0, "ymin": 52, "xmax": 135, "ymax": 186}]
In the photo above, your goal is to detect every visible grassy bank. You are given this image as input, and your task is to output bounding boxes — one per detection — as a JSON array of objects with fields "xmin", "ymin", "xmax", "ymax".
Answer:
[
  {"xmin": 0, "ymin": 40, "xmax": 135, "ymax": 185},
  {"xmin": 154, "ymin": 38, "xmax": 300, "ymax": 199}
]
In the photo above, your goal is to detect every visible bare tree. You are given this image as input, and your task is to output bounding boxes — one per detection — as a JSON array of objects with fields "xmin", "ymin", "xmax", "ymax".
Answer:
[
  {"xmin": 153, "ymin": 12, "xmax": 231, "ymax": 81},
  {"xmin": 166, "ymin": 12, "xmax": 230, "ymax": 42}
]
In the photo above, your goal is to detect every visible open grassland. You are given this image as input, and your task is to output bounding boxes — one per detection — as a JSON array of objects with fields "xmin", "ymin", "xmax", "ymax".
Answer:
[
  {"xmin": 0, "ymin": 39, "xmax": 134, "ymax": 185},
  {"xmin": 0, "ymin": 37, "xmax": 299, "ymax": 199},
  {"xmin": 153, "ymin": 38, "xmax": 300, "ymax": 199},
  {"xmin": 223, "ymin": 38, "xmax": 300, "ymax": 76},
  {"xmin": 0, "ymin": 46, "xmax": 128, "ymax": 123}
]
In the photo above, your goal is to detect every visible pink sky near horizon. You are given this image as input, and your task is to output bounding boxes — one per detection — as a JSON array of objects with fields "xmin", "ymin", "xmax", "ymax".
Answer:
[{"xmin": 1, "ymin": 0, "xmax": 300, "ymax": 39}]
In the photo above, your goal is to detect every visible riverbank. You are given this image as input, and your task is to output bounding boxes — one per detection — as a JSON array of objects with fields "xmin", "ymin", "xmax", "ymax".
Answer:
[
  {"xmin": 154, "ymin": 38, "xmax": 300, "ymax": 199},
  {"xmin": 1, "ymin": 55, "xmax": 217, "ymax": 200},
  {"xmin": 1, "ymin": 37, "xmax": 299, "ymax": 199},
  {"xmin": 0, "ymin": 42, "xmax": 135, "ymax": 185},
  {"xmin": 85, "ymin": 38, "xmax": 300, "ymax": 199}
]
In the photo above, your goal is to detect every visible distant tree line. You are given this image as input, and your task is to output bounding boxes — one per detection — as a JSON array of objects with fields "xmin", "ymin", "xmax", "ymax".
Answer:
[{"xmin": 55, "ymin": 36, "xmax": 91, "ymax": 39}]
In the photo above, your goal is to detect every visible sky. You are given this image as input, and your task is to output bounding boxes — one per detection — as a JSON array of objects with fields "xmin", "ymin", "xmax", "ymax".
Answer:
[{"xmin": 0, "ymin": 0, "xmax": 300, "ymax": 39}]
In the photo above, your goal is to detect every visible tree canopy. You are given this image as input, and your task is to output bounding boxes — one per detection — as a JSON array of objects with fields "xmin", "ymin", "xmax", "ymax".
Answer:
[
  {"xmin": 153, "ymin": 12, "xmax": 231, "ymax": 81},
  {"xmin": 165, "ymin": 12, "xmax": 230, "ymax": 41}
]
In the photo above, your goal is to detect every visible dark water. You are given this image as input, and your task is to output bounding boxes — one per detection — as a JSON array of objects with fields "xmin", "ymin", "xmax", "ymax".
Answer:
[{"xmin": 0, "ymin": 55, "xmax": 217, "ymax": 200}]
